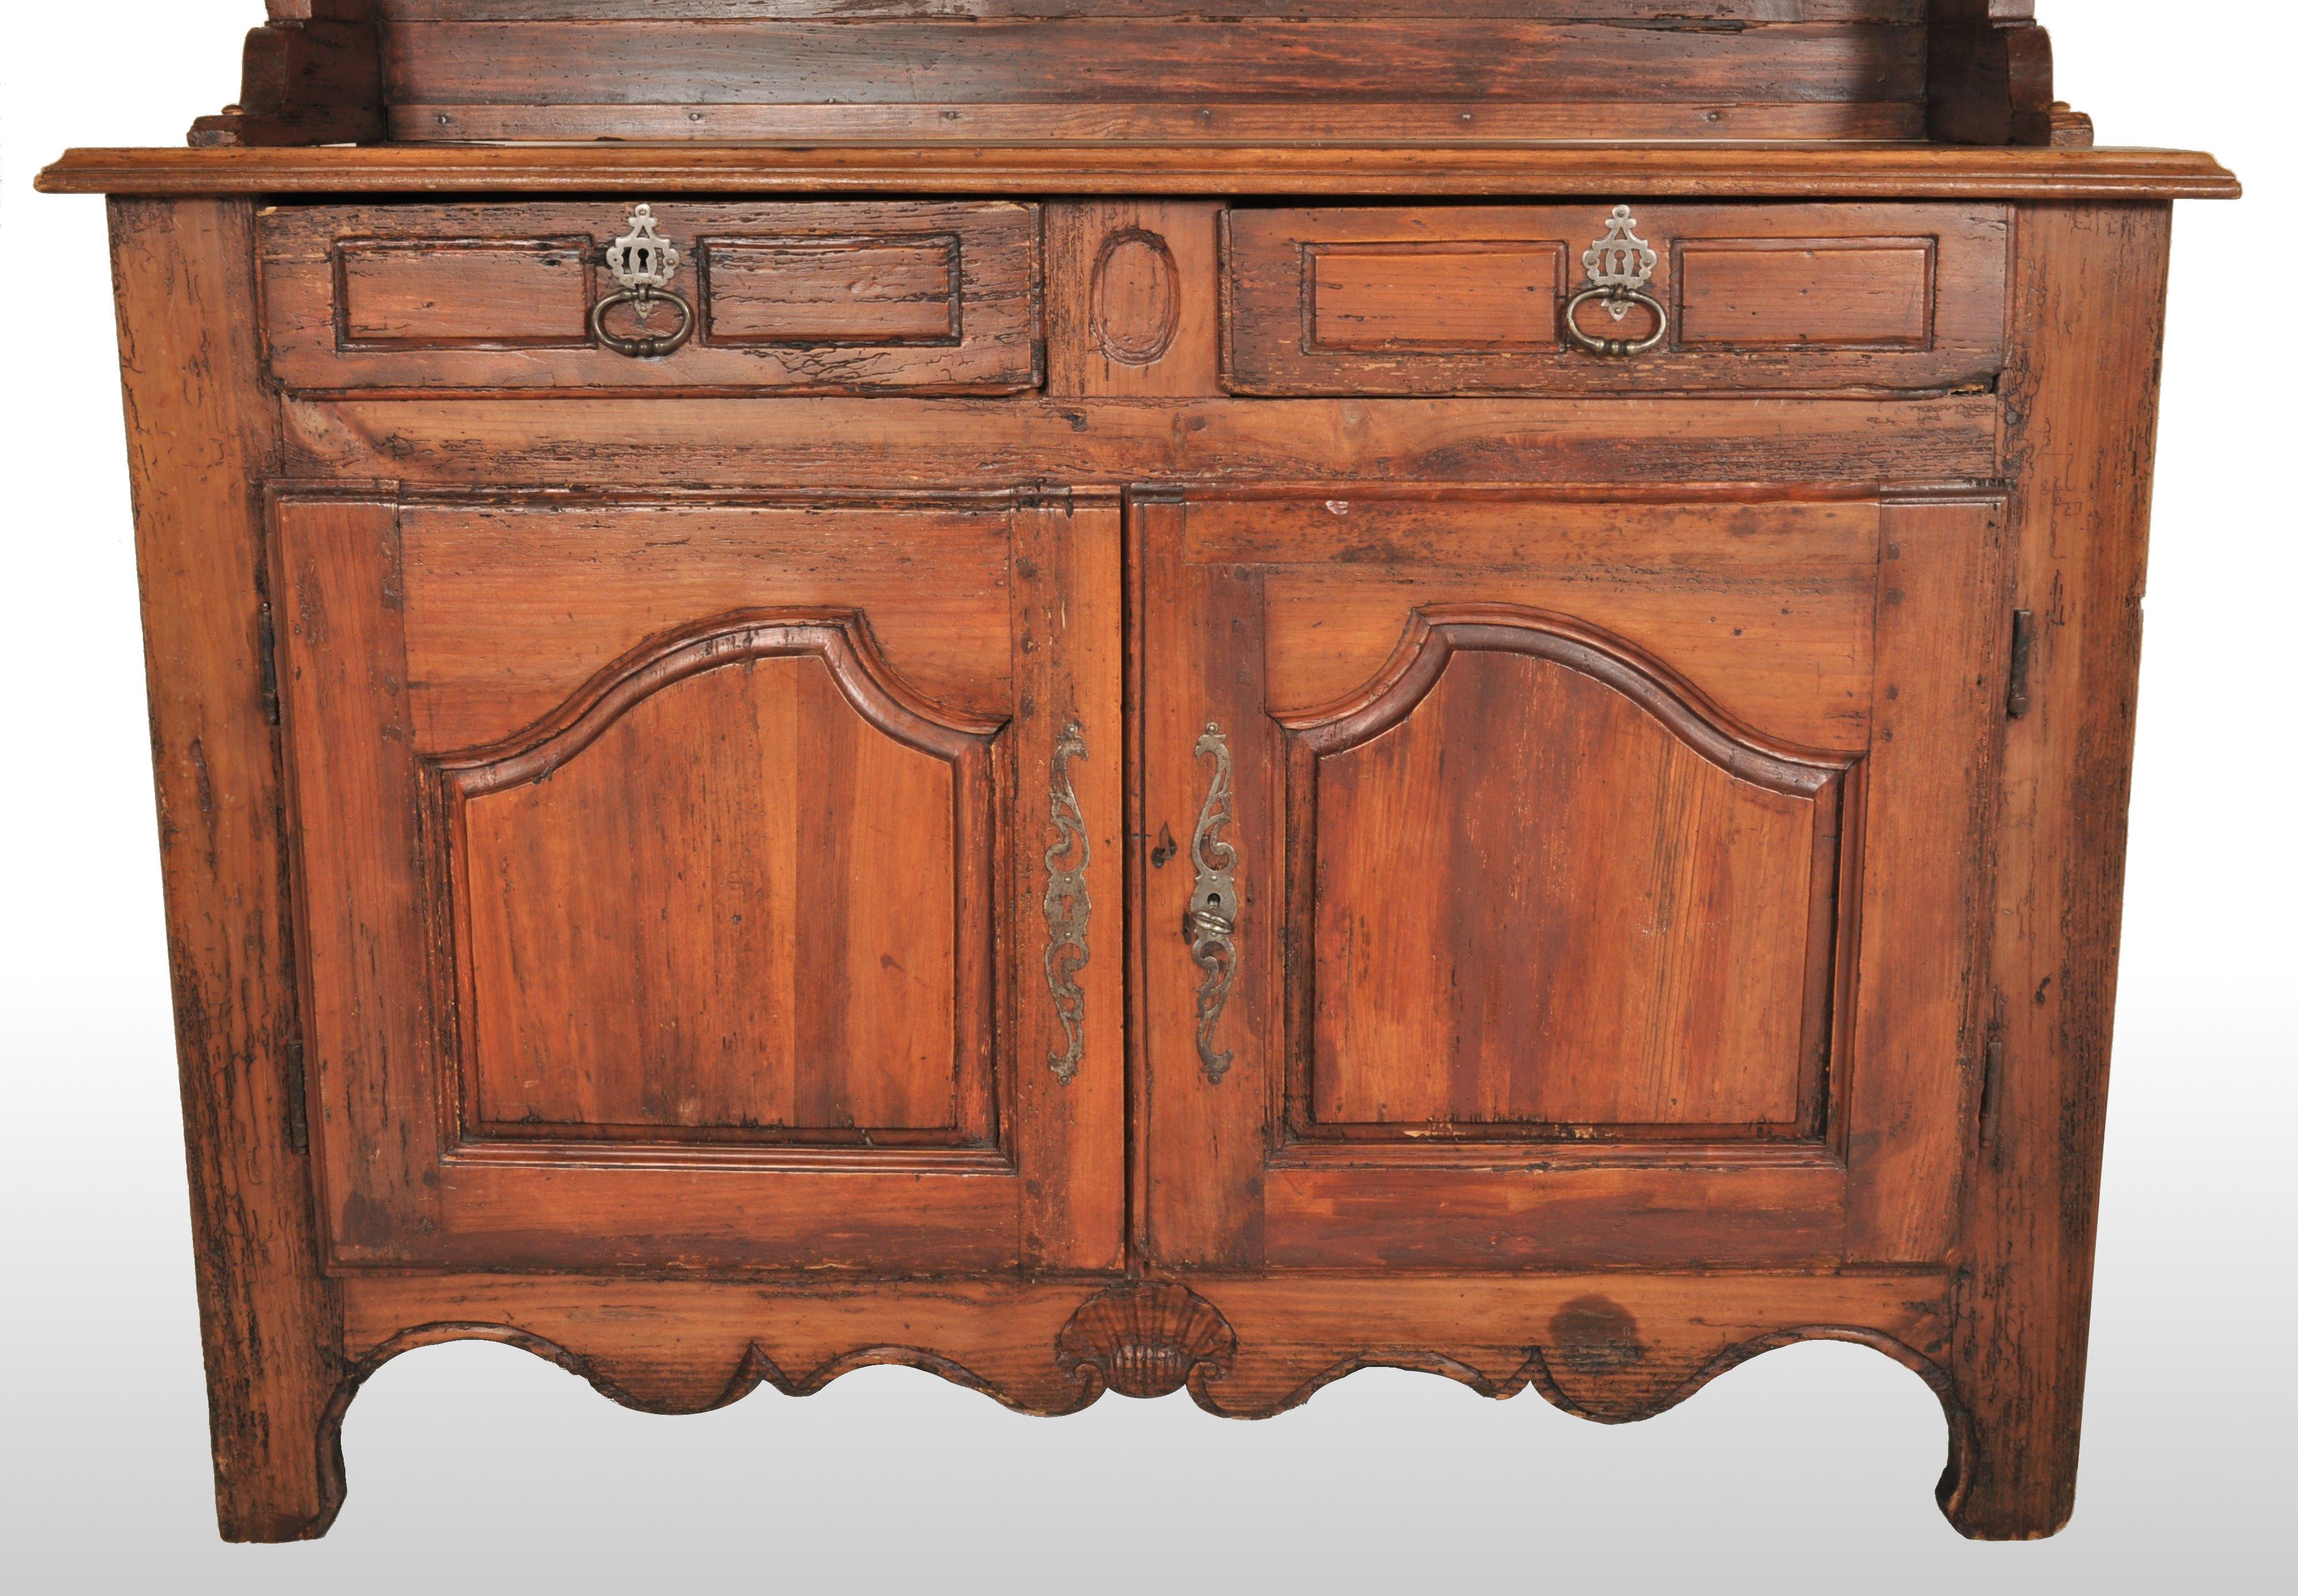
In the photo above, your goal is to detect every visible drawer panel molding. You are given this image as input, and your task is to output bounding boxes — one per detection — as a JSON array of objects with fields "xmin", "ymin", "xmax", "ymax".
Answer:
[
  {"xmin": 261, "ymin": 200, "xmax": 1041, "ymax": 393},
  {"xmin": 1225, "ymin": 202, "xmax": 2008, "ymax": 395}
]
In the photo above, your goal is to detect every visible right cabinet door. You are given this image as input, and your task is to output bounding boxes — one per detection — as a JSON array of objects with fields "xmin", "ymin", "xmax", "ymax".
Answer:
[{"xmin": 1136, "ymin": 487, "xmax": 2005, "ymax": 1271}]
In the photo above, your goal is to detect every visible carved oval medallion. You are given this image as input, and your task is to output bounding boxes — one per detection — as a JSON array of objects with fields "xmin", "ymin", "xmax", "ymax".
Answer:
[{"xmin": 1089, "ymin": 227, "xmax": 1181, "ymax": 368}]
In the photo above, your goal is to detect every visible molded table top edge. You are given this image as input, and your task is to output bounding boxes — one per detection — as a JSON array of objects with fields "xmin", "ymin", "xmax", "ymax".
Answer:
[{"xmin": 36, "ymin": 143, "xmax": 2242, "ymax": 201}]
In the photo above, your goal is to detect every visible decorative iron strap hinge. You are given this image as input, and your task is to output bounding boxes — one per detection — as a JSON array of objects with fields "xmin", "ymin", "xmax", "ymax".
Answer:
[{"xmin": 2006, "ymin": 608, "xmax": 2036, "ymax": 720}]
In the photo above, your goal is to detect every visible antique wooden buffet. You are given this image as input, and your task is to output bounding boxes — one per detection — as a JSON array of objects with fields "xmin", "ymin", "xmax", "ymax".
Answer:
[{"xmin": 38, "ymin": 0, "xmax": 2239, "ymax": 1542}]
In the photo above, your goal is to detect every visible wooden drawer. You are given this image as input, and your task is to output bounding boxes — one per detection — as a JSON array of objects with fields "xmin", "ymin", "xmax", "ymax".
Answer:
[
  {"xmin": 1224, "ymin": 204, "xmax": 2008, "ymax": 396},
  {"xmin": 258, "ymin": 201, "xmax": 1041, "ymax": 394}
]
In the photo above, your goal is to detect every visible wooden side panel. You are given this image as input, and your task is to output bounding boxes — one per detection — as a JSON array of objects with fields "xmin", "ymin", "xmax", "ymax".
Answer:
[
  {"xmin": 1226, "ymin": 203, "xmax": 2008, "ymax": 395},
  {"xmin": 258, "ymin": 201, "xmax": 1041, "ymax": 393},
  {"xmin": 1045, "ymin": 201, "xmax": 1223, "ymax": 398},
  {"xmin": 1306, "ymin": 646, "xmax": 1837, "ymax": 1134},
  {"xmin": 107, "ymin": 197, "xmax": 345, "ymax": 1542},
  {"xmin": 1946, "ymin": 203, "xmax": 2175, "ymax": 1540},
  {"xmin": 454, "ymin": 654, "xmax": 968, "ymax": 1141}
]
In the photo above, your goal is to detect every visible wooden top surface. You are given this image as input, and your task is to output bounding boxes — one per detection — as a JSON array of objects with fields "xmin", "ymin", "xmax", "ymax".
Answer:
[{"xmin": 36, "ymin": 142, "xmax": 2239, "ymax": 199}]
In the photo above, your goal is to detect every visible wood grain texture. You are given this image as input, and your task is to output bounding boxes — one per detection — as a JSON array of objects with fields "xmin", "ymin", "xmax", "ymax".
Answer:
[
  {"xmin": 35, "ymin": 144, "xmax": 2243, "ymax": 201},
  {"xmin": 283, "ymin": 394, "xmax": 2004, "ymax": 490},
  {"xmin": 1226, "ymin": 203, "xmax": 2006, "ymax": 395},
  {"xmin": 394, "ymin": 500, "xmax": 1015, "ymax": 745},
  {"xmin": 106, "ymin": 197, "xmax": 344, "ymax": 1543},
  {"xmin": 444, "ymin": 625, "xmax": 980, "ymax": 1144},
  {"xmin": 270, "ymin": 492, "xmax": 1124, "ymax": 1274},
  {"xmin": 1927, "ymin": 1, "xmax": 2070, "ymax": 147},
  {"xmin": 376, "ymin": 17, "xmax": 1925, "ymax": 106},
  {"xmin": 56, "ymin": 7, "xmax": 2222, "ymax": 1534},
  {"xmin": 1045, "ymin": 201, "xmax": 1223, "ymax": 398},
  {"xmin": 187, "ymin": 11, "xmax": 384, "ymax": 148},
  {"xmin": 1139, "ymin": 487, "xmax": 2002, "ymax": 1274},
  {"xmin": 1944, "ymin": 203, "xmax": 2174, "ymax": 1541},
  {"xmin": 258, "ymin": 202, "xmax": 1041, "ymax": 394},
  {"xmin": 1842, "ymin": 496, "xmax": 2005, "ymax": 1262},
  {"xmin": 329, "ymin": 1267, "xmax": 1957, "ymax": 1430},
  {"xmin": 1299, "ymin": 627, "xmax": 1845, "ymax": 1138},
  {"xmin": 1010, "ymin": 494, "xmax": 1127, "ymax": 1270}
]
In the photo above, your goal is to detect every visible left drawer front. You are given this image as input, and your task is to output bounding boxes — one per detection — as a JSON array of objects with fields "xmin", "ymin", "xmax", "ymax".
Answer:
[{"xmin": 259, "ymin": 201, "xmax": 1041, "ymax": 393}]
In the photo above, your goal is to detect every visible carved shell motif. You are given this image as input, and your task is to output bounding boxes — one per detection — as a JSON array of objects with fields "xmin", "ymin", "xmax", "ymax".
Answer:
[{"xmin": 1056, "ymin": 1283, "xmax": 1236, "ymax": 1399}]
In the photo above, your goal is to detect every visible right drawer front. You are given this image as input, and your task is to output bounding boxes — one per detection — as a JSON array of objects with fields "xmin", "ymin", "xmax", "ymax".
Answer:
[{"xmin": 1224, "ymin": 203, "xmax": 2008, "ymax": 396}]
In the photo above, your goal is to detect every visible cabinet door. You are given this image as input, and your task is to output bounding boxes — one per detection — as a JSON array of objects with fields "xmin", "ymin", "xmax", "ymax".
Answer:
[
  {"xmin": 272, "ymin": 490, "xmax": 1122, "ymax": 1273},
  {"xmin": 1137, "ymin": 489, "xmax": 2003, "ymax": 1270}
]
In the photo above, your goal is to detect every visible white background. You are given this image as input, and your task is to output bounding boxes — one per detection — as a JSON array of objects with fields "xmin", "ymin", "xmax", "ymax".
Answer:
[{"xmin": 3, "ymin": 4, "xmax": 2291, "ymax": 1590}]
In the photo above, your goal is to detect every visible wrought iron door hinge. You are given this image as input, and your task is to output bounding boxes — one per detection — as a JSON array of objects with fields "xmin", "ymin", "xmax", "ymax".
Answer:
[
  {"xmin": 284, "ymin": 1032, "xmax": 309, "ymax": 1156},
  {"xmin": 1979, "ymin": 1035, "xmax": 2007, "ymax": 1150},
  {"xmin": 2005, "ymin": 608, "xmax": 2036, "ymax": 720},
  {"xmin": 257, "ymin": 599, "xmax": 282, "ymax": 727}
]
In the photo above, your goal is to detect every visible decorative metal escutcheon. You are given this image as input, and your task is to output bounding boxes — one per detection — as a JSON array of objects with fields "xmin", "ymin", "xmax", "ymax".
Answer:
[
  {"xmin": 1564, "ymin": 204, "xmax": 1669, "ymax": 359},
  {"xmin": 592, "ymin": 204, "xmax": 694, "ymax": 359},
  {"xmin": 1185, "ymin": 722, "xmax": 1239, "ymax": 1084}
]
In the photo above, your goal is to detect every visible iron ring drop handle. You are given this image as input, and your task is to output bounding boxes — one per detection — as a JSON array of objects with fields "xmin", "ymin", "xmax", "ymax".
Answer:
[
  {"xmin": 591, "ymin": 286, "xmax": 694, "ymax": 360},
  {"xmin": 1562, "ymin": 286, "xmax": 1669, "ymax": 359},
  {"xmin": 592, "ymin": 204, "xmax": 693, "ymax": 360}
]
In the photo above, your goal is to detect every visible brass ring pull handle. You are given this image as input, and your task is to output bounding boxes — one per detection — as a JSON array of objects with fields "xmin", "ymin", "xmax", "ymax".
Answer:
[
  {"xmin": 1563, "ymin": 287, "xmax": 1669, "ymax": 359},
  {"xmin": 593, "ymin": 204, "xmax": 691, "ymax": 360},
  {"xmin": 591, "ymin": 288, "xmax": 694, "ymax": 360}
]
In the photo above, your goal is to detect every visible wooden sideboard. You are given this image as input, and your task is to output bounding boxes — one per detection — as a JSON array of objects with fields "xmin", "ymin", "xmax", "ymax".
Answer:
[{"xmin": 38, "ymin": 0, "xmax": 2238, "ymax": 1544}]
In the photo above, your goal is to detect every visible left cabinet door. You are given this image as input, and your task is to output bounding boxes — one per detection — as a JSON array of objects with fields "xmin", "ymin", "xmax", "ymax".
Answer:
[{"xmin": 269, "ymin": 489, "xmax": 1123, "ymax": 1274}]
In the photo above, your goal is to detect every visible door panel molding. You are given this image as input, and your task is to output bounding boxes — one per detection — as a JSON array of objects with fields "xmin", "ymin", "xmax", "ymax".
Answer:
[
  {"xmin": 429, "ymin": 610, "xmax": 1002, "ymax": 1152},
  {"xmin": 1278, "ymin": 605, "xmax": 1856, "ymax": 1151}
]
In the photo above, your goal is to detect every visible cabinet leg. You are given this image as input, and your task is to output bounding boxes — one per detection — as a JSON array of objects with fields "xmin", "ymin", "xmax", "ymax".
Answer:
[
  {"xmin": 1938, "ymin": 201, "xmax": 2176, "ymax": 1545},
  {"xmin": 204, "ymin": 1351, "xmax": 353, "ymax": 1542},
  {"xmin": 1935, "ymin": 1343, "xmax": 2080, "ymax": 1540},
  {"xmin": 109, "ymin": 196, "xmax": 351, "ymax": 1541}
]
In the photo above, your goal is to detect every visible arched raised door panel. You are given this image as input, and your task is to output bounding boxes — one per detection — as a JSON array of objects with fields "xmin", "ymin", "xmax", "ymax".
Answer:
[
  {"xmin": 268, "ymin": 490, "xmax": 1126, "ymax": 1275},
  {"xmin": 1281, "ymin": 607, "xmax": 1857, "ymax": 1148},
  {"xmin": 428, "ymin": 611, "xmax": 999, "ymax": 1150},
  {"xmin": 1136, "ymin": 489, "xmax": 2006, "ymax": 1275}
]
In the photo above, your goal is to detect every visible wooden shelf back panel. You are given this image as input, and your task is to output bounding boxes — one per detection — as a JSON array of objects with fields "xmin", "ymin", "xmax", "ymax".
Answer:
[{"xmin": 370, "ymin": 9, "xmax": 1930, "ymax": 142}]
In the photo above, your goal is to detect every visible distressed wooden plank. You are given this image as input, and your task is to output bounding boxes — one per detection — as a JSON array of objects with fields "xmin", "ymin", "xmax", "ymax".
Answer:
[
  {"xmin": 37, "ymin": 145, "xmax": 2243, "ymax": 203},
  {"xmin": 281, "ymin": 394, "xmax": 2005, "ymax": 488},
  {"xmin": 381, "ymin": 20, "xmax": 1927, "ymax": 106},
  {"xmin": 1946, "ymin": 201, "xmax": 2174, "ymax": 1541},
  {"xmin": 106, "ymin": 196, "xmax": 347, "ymax": 1544}
]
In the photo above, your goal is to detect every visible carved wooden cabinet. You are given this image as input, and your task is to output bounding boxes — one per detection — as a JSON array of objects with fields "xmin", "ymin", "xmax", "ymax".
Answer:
[{"xmin": 39, "ymin": 0, "xmax": 2238, "ymax": 1544}]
